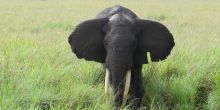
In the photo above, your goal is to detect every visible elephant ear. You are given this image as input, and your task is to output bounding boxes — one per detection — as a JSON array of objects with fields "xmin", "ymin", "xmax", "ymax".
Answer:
[
  {"xmin": 68, "ymin": 18, "xmax": 108, "ymax": 63},
  {"xmin": 134, "ymin": 19, "xmax": 175, "ymax": 64}
]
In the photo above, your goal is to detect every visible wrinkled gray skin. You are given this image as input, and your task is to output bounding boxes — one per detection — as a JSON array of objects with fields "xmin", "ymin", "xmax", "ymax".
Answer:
[{"xmin": 68, "ymin": 5, "xmax": 175, "ymax": 109}]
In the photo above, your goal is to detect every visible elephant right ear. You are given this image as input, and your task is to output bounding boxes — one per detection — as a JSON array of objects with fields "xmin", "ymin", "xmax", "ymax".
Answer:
[{"xmin": 68, "ymin": 18, "xmax": 108, "ymax": 63}]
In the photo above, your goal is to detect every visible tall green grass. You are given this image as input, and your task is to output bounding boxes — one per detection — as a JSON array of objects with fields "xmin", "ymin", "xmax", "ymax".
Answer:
[{"xmin": 1, "ymin": 0, "xmax": 220, "ymax": 109}]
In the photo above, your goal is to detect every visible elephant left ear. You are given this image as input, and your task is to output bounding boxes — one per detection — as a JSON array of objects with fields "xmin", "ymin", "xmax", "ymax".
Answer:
[{"xmin": 134, "ymin": 19, "xmax": 175, "ymax": 64}]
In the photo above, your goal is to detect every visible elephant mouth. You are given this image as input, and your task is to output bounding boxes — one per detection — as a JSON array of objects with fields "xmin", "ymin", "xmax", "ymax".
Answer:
[{"xmin": 105, "ymin": 68, "xmax": 131, "ymax": 101}]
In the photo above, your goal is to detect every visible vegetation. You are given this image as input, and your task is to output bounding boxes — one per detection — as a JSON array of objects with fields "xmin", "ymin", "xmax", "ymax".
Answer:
[{"xmin": 0, "ymin": 0, "xmax": 220, "ymax": 109}]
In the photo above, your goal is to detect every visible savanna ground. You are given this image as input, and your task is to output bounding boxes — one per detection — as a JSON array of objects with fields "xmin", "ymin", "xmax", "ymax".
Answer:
[{"xmin": 0, "ymin": 0, "xmax": 220, "ymax": 110}]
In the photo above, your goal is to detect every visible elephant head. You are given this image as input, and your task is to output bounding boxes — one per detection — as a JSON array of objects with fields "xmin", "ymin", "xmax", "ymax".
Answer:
[{"xmin": 68, "ymin": 6, "xmax": 174, "ymax": 108}]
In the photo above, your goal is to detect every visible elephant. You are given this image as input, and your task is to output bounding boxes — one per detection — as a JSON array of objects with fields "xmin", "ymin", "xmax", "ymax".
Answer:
[{"xmin": 68, "ymin": 5, "xmax": 175, "ymax": 109}]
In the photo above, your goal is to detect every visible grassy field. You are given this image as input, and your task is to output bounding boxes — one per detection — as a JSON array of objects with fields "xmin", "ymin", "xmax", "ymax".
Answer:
[{"xmin": 1, "ymin": 0, "xmax": 220, "ymax": 110}]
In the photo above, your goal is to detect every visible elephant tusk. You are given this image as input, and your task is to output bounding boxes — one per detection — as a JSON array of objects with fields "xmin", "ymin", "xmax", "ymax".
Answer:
[
  {"xmin": 123, "ymin": 69, "xmax": 131, "ymax": 100},
  {"xmin": 105, "ymin": 68, "xmax": 110, "ymax": 95}
]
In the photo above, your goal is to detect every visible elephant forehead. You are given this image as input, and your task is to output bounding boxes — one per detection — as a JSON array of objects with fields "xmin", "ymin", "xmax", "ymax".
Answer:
[{"xmin": 109, "ymin": 14, "xmax": 134, "ymax": 24}]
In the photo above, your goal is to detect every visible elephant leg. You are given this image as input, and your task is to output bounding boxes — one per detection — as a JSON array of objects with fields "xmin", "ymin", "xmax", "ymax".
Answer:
[{"xmin": 128, "ymin": 65, "xmax": 145, "ymax": 108}]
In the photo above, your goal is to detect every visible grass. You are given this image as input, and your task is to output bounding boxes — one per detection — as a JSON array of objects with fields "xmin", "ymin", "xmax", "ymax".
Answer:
[{"xmin": 1, "ymin": 0, "xmax": 220, "ymax": 109}]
